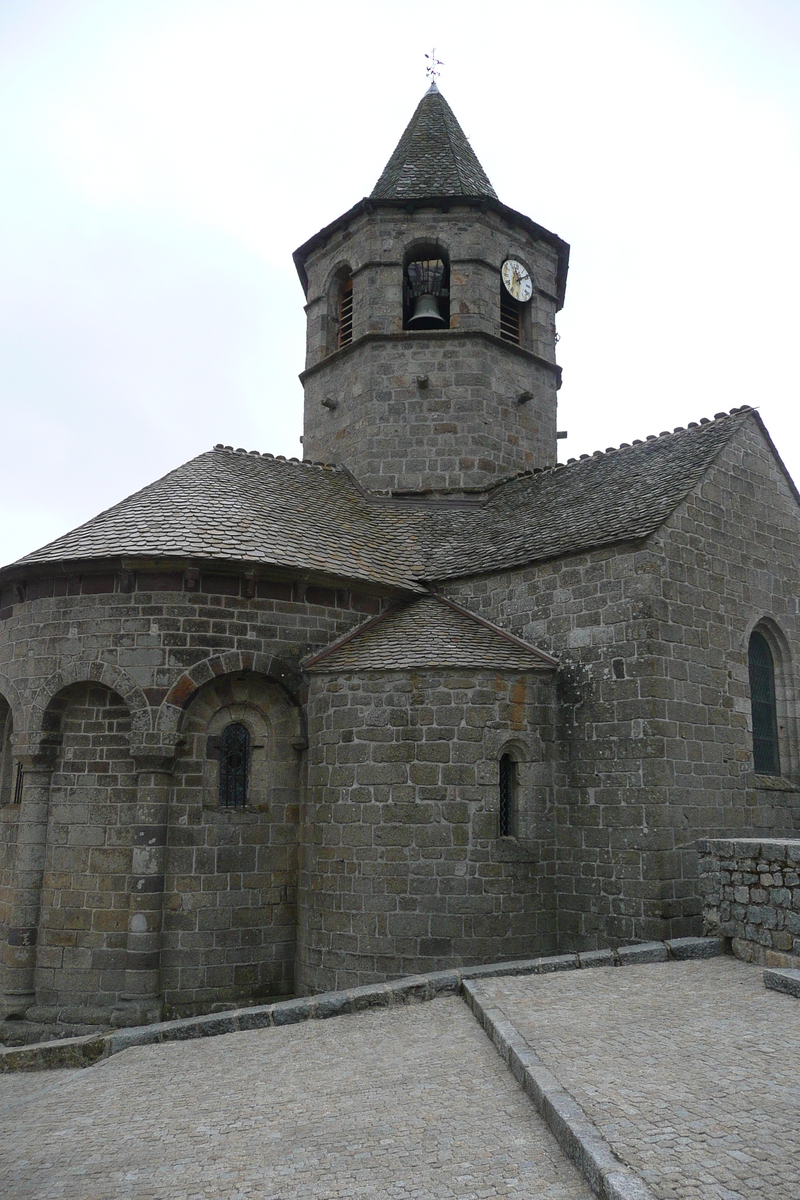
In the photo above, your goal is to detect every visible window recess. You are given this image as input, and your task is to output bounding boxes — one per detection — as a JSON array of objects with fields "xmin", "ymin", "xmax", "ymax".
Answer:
[
  {"xmin": 338, "ymin": 277, "xmax": 353, "ymax": 348},
  {"xmin": 500, "ymin": 289, "xmax": 522, "ymax": 345}
]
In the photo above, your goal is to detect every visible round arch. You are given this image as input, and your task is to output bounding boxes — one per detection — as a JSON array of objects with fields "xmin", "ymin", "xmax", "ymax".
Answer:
[
  {"xmin": 156, "ymin": 651, "xmax": 305, "ymax": 735},
  {"xmin": 0, "ymin": 673, "xmax": 25, "ymax": 733},
  {"xmin": 743, "ymin": 615, "xmax": 799, "ymax": 777},
  {"xmin": 29, "ymin": 661, "xmax": 152, "ymax": 737}
]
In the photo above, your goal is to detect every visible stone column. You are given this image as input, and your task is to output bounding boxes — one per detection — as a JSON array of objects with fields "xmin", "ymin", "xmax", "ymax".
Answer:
[
  {"xmin": 1, "ymin": 739, "xmax": 60, "ymax": 1018},
  {"xmin": 114, "ymin": 740, "xmax": 178, "ymax": 1027}
]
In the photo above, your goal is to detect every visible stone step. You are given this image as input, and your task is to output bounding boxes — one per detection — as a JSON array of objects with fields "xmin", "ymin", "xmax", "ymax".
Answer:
[{"xmin": 763, "ymin": 967, "xmax": 800, "ymax": 999}]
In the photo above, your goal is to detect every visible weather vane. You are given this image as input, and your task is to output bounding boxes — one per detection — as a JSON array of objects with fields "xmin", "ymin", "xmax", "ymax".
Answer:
[{"xmin": 425, "ymin": 48, "xmax": 443, "ymax": 84}]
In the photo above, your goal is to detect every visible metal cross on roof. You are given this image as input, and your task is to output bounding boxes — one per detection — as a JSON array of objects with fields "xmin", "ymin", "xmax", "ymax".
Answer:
[{"xmin": 425, "ymin": 48, "xmax": 443, "ymax": 83}]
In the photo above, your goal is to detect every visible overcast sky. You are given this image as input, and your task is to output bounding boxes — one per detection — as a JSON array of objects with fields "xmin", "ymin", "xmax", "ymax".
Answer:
[{"xmin": 1, "ymin": 0, "xmax": 798, "ymax": 567}]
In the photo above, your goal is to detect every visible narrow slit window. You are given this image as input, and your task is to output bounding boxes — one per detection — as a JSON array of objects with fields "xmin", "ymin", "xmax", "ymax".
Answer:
[
  {"xmin": 0, "ymin": 707, "xmax": 13, "ymax": 806},
  {"xmin": 500, "ymin": 288, "xmax": 522, "ymax": 344},
  {"xmin": 219, "ymin": 722, "xmax": 251, "ymax": 808},
  {"xmin": 749, "ymin": 632, "xmax": 780, "ymax": 775},
  {"xmin": 338, "ymin": 277, "xmax": 353, "ymax": 348},
  {"xmin": 13, "ymin": 762, "xmax": 23, "ymax": 805},
  {"xmin": 499, "ymin": 753, "xmax": 516, "ymax": 837}
]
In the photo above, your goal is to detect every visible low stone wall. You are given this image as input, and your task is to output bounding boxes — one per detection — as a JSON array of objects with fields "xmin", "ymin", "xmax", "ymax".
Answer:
[{"xmin": 699, "ymin": 838, "xmax": 800, "ymax": 968}]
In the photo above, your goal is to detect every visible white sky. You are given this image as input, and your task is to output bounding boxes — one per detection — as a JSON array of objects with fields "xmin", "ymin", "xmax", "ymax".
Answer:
[{"xmin": 1, "ymin": 0, "xmax": 798, "ymax": 566}]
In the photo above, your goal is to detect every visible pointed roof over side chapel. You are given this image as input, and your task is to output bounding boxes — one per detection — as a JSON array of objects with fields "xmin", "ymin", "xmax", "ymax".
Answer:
[
  {"xmin": 370, "ymin": 82, "xmax": 498, "ymax": 200},
  {"xmin": 304, "ymin": 593, "xmax": 557, "ymax": 672}
]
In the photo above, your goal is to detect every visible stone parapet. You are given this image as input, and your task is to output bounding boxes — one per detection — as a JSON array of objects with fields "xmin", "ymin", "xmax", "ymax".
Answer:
[{"xmin": 699, "ymin": 837, "xmax": 800, "ymax": 968}]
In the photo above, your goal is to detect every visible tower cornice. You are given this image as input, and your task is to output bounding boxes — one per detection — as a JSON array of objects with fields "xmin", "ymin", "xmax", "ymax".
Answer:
[
  {"xmin": 293, "ymin": 195, "xmax": 570, "ymax": 310},
  {"xmin": 297, "ymin": 327, "xmax": 562, "ymax": 388}
]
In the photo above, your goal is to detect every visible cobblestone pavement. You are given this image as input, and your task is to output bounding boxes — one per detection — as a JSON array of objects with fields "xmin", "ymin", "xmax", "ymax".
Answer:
[
  {"xmin": 0, "ymin": 996, "xmax": 593, "ymax": 1200},
  {"xmin": 473, "ymin": 957, "xmax": 800, "ymax": 1200}
]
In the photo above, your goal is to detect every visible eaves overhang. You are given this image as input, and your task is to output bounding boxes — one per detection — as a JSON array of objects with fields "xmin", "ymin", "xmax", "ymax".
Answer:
[{"xmin": 0, "ymin": 554, "xmax": 426, "ymax": 599}]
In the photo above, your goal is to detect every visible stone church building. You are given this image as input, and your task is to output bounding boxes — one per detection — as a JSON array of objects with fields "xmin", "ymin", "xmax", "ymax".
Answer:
[{"xmin": 1, "ymin": 85, "xmax": 798, "ymax": 1028}]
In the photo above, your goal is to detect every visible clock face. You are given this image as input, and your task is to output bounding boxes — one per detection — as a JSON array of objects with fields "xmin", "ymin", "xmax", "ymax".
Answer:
[{"xmin": 502, "ymin": 260, "xmax": 533, "ymax": 303}]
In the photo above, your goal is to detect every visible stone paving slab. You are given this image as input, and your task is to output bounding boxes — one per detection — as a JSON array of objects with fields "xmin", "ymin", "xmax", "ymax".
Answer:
[
  {"xmin": 0, "ymin": 996, "xmax": 594, "ymax": 1200},
  {"xmin": 471, "ymin": 958, "xmax": 800, "ymax": 1200}
]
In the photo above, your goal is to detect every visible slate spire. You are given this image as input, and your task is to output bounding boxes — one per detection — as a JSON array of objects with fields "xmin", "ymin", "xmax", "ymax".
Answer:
[{"xmin": 371, "ymin": 86, "xmax": 497, "ymax": 201}]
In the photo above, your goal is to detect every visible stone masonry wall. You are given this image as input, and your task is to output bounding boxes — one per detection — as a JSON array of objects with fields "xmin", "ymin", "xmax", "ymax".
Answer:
[
  {"xmin": 699, "ymin": 837, "xmax": 800, "ymax": 968},
  {"xmin": 298, "ymin": 668, "xmax": 557, "ymax": 994},
  {"xmin": 303, "ymin": 332, "xmax": 557, "ymax": 494},
  {"xmin": 0, "ymin": 568, "xmax": 390, "ymax": 1017},
  {"xmin": 162, "ymin": 673, "xmax": 300, "ymax": 1016},
  {"xmin": 300, "ymin": 204, "xmax": 561, "ymax": 492},
  {"xmin": 443, "ymin": 542, "xmax": 696, "ymax": 949},
  {"xmin": 34, "ymin": 684, "xmax": 135, "ymax": 1015},
  {"xmin": 442, "ymin": 417, "xmax": 800, "ymax": 952},
  {"xmin": 0, "ymin": 572, "xmax": 381, "ymax": 703}
]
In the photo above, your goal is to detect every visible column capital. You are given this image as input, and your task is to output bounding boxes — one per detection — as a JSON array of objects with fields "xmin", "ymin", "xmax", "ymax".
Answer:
[
  {"xmin": 130, "ymin": 732, "xmax": 182, "ymax": 773},
  {"xmin": 11, "ymin": 732, "xmax": 62, "ymax": 770}
]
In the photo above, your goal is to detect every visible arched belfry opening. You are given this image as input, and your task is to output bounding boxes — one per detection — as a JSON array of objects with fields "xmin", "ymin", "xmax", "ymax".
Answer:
[
  {"xmin": 326, "ymin": 265, "xmax": 354, "ymax": 355},
  {"xmin": 403, "ymin": 244, "xmax": 450, "ymax": 330}
]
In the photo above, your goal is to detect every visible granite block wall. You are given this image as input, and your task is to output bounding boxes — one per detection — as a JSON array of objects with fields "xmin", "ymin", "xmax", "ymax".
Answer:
[
  {"xmin": 33, "ymin": 684, "xmax": 135, "ymax": 1015},
  {"xmin": 161, "ymin": 672, "xmax": 301, "ymax": 1016},
  {"xmin": 443, "ymin": 419, "xmax": 800, "ymax": 951},
  {"xmin": 302, "ymin": 333, "xmax": 557, "ymax": 494},
  {"xmin": 300, "ymin": 203, "xmax": 561, "ymax": 492},
  {"xmin": 699, "ymin": 837, "xmax": 800, "ymax": 967},
  {"xmin": 0, "ymin": 568, "xmax": 389, "ymax": 1017},
  {"xmin": 297, "ymin": 667, "xmax": 557, "ymax": 994}
]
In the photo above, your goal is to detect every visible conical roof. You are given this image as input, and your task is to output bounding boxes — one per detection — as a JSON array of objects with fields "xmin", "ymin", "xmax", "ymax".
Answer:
[{"xmin": 371, "ymin": 83, "xmax": 497, "ymax": 201}]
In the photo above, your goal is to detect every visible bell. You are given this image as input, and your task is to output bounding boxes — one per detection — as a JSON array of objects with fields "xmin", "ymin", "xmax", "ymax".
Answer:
[{"xmin": 407, "ymin": 293, "xmax": 445, "ymax": 329}]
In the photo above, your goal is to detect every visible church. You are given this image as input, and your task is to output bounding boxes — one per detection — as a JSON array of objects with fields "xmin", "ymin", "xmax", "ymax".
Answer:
[{"xmin": 1, "ymin": 84, "xmax": 798, "ymax": 1029}]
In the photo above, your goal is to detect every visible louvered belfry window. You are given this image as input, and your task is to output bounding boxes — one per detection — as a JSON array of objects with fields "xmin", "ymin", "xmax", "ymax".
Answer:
[
  {"xmin": 499, "ymin": 753, "xmax": 516, "ymax": 837},
  {"xmin": 749, "ymin": 632, "xmax": 780, "ymax": 775},
  {"xmin": 500, "ymin": 288, "xmax": 522, "ymax": 345},
  {"xmin": 219, "ymin": 722, "xmax": 250, "ymax": 808},
  {"xmin": 338, "ymin": 277, "xmax": 353, "ymax": 348}
]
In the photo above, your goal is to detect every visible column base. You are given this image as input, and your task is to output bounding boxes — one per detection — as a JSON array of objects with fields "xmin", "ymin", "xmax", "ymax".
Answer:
[
  {"xmin": 112, "ymin": 996, "xmax": 164, "ymax": 1028},
  {"xmin": 1, "ymin": 990, "xmax": 35, "ymax": 1020}
]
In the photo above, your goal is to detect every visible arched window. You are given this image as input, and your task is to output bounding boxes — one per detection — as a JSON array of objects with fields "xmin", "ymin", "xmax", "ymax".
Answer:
[
  {"xmin": 749, "ymin": 631, "xmax": 780, "ymax": 775},
  {"xmin": 337, "ymin": 274, "xmax": 353, "ymax": 348},
  {"xmin": 219, "ymin": 722, "xmax": 251, "ymax": 808},
  {"xmin": 0, "ymin": 702, "xmax": 12, "ymax": 806},
  {"xmin": 403, "ymin": 244, "xmax": 450, "ymax": 330},
  {"xmin": 326, "ymin": 266, "xmax": 354, "ymax": 355},
  {"xmin": 499, "ymin": 753, "xmax": 517, "ymax": 837}
]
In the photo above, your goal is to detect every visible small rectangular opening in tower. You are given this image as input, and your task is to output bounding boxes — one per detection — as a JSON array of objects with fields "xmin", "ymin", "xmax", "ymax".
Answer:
[
  {"xmin": 500, "ymin": 289, "xmax": 522, "ymax": 345},
  {"xmin": 338, "ymin": 278, "xmax": 353, "ymax": 348}
]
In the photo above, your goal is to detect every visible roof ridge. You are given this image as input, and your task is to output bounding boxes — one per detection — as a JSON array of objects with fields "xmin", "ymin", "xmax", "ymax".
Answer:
[
  {"xmin": 431, "ymin": 592, "xmax": 559, "ymax": 665},
  {"xmin": 437, "ymin": 92, "xmax": 472, "ymax": 195},
  {"xmin": 556, "ymin": 408, "xmax": 758, "ymax": 472},
  {"xmin": 503, "ymin": 406, "xmax": 755, "ymax": 480},
  {"xmin": 212, "ymin": 445, "xmax": 340, "ymax": 473},
  {"xmin": 303, "ymin": 591, "xmax": 558, "ymax": 672},
  {"xmin": 302, "ymin": 606, "xmax": 393, "ymax": 670}
]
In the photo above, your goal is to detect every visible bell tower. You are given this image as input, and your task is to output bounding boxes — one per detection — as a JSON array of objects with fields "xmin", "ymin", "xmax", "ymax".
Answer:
[{"xmin": 294, "ymin": 84, "xmax": 569, "ymax": 496}]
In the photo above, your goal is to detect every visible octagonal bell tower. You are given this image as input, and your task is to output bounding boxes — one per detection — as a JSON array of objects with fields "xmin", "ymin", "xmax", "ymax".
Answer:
[{"xmin": 294, "ymin": 84, "xmax": 569, "ymax": 496}]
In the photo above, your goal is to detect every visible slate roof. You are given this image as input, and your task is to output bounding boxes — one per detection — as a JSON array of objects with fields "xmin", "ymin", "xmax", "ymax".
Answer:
[
  {"xmin": 370, "ymin": 84, "xmax": 497, "ymax": 201},
  {"xmin": 304, "ymin": 593, "xmax": 557, "ymax": 672},
  {"xmin": 421, "ymin": 409, "xmax": 758, "ymax": 581},
  {"xmin": 9, "ymin": 449, "xmax": 429, "ymax": 592},
  {"xmin": 6, "ymin": 409, "xmax": 762, "ymax": 591}
]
